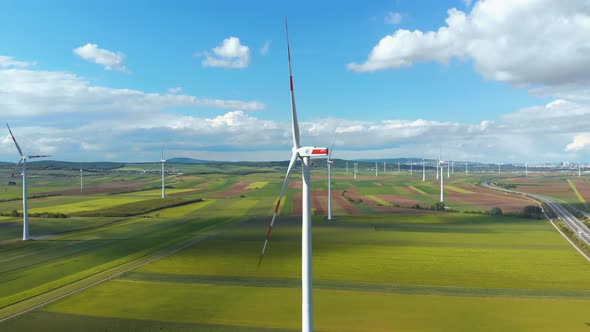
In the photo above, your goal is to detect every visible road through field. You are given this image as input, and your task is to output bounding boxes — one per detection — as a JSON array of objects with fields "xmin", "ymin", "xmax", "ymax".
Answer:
[{"xmin": 481, "ymin": 180, "xmax": 590, "ymax": 248}]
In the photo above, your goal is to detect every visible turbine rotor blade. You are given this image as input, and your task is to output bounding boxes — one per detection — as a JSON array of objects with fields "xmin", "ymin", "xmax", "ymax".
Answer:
[
  {"xmin": 27, "ymin": 155, "xmax": 50, "ymax": 159},
  {"xmin": 161, "ymin": 144, "xmax": 164, "ymax": 161},
  {"xmin": 285, "ymin": 17, "xmax": 300, "ymax": 148},
  {"xmin": 259, "ymin": 152, "xmax": 299, "ymax": 267},
  {"xmin": 6, "ymin": 123, "xmax": 24, "ymax": 157}
]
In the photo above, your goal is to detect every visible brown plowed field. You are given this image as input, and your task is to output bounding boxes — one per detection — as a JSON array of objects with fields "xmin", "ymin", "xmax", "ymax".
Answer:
[
  {"xmin": 291, "ymin": 190, "xmax": 361, "ymax": 216},
  {"xmin": 374, "ymin": 195, "xmax": 420, "ymax": 207},
  {"xmin": 42, "ymin": 181, "xmax": 147, "ymax": 196},
  {"xmin": 446, "ymin": 186, "xmax": 537, "ymax": 212},
  {"xmin": 210, "ymin": 182, "xmax": 253, "ymax": 198}
]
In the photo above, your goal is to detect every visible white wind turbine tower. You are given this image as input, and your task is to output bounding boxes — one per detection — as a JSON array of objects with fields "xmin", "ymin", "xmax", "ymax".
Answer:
[
  {"xmin": 422, "ymin": 159, "xmax": 425, "ymax": 182},
  {"xmin": 258, "ymin": 19, "xmax": 329, "ymax": 332},
  {"xmin": 327, "ymin": 145, "xmax": 334, "ymax": 221},
  {"xmin": 447, "ymin": 160, "xmax": 450, "ymax": 179},
  {"xmin": 6, "ymin": 124, "xmax": 50, "ymax": 241},
  {"xmin": 354, "ymin": 162, "xmax": 358, "ymax": 180},
  {"xmin": 398, "ymin": 162, "xmax": 400, "ymax": 173},
  {"xmin": 440, "ymin": 160, "xmax": 445, "ymax": 203},
  {"xmin": 375, "ymin": 162, "xmax": 378, "ymax": 177},
  {"xmin": 579, "ymin": 163, "xmax": 581, "ymax": 177},
  {"xmin": 80, "ymin": 169, "xmax": 83, "ymax": 192},
  {"xmin": 346, "ymin": 162, "xmax": 348, "ymax": 174},
  {"xmin": 410, "ymin": 161, "xmax": 413, "ymax": 175},
  {"xmin": 525, "ymin": 163, "xmax": 528, "ymax": 177},
  {"xmin": 161, "ymin": 145, "xmax": 166, "ymax": 198}
]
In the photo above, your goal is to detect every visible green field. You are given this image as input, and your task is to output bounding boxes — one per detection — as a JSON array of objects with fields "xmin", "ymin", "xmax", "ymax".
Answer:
[{"xmin": 1, "ymin": 166, "xmax": 590, "ymax": 331}]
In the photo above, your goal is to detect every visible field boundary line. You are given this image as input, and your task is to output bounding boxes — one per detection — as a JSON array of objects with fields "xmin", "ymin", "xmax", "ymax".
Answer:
[
  {"xmin": 566, "ymin": 179, "xmax": 589, "ymax": 212},
  {"xmin": 547, "ymin": 216, "xmax": 590, "ymax": 263},
  {"xmin": 0, "ymin": 218, "xmax": 241, "ymax": 323}
]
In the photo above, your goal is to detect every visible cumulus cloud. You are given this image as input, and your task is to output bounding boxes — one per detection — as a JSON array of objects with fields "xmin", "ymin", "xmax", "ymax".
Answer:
[
  {"xmin": 73, "ymin": 43, "xmax": 128, "ymax": 72},
  {"xmin": 348, "ymin": 0, "xmax": 590, "ymax": 87},
  {"xmin": 385, "ymin": 12, "xmax": 403, "ymax": 25},
  {"xmin": 260, "ymin": 40, "xmax": 271, "ymax": 55},
  {"xmin": 566, "ymin": 133, "xmax": 590, "ymax": 152},
  {"xmin": 201, "ymin": 37, "xmax": 250, "ymax": 69}
]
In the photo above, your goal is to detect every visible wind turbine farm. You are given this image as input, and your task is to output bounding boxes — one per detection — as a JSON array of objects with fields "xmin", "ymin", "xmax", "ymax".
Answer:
[{"xmin": 2, "ymin": 1, "xmax": 590, "ymax": 332}]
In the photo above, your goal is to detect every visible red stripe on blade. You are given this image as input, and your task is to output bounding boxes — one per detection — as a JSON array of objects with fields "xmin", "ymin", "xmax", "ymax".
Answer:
[
  {"xmin": 290, "ymin": 76, "xmax": 294, "ymax": 91},
  {"xmin": 274, "ymin": 199, "xmax": 281, "ymax": 213},
  {"xmin": 311, "ymin": 148, "xmax": 329, "ymax": 155}
]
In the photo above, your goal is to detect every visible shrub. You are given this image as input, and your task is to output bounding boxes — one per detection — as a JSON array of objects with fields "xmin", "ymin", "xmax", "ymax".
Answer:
[{"xmin": 489, "ymin": 207, "xmax": 503, "ymax": 216}]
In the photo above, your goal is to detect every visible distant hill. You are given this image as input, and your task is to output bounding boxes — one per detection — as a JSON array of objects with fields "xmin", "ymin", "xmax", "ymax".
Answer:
[
  {"xmin": 0, "ymin": 160, "xmax": 125, "ymax": 171},
  {"xmin": 166, "ymin": 158, "xmax": 210, "ymax": 164}
]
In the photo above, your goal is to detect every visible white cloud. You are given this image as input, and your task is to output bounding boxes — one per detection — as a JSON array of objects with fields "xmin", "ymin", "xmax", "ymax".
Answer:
[
  {"xmin": 566, "ymin": 133, "xmax": 590, "ymax": 152},
  {"xmin": 73, "ymin": 43, "xmax": 128, "ymax": 72},
  {"xmin": 260, "ymin": 40, "xmax": 271, "ymax": 55},
  {"xmin": 167, "ymin": 87, "xmax": 183, "ymax": 94},
  {"xmin": 385, "ymin": 12, "xmax": 403, "ymax": 25},
  {"xmin": 201, "ymin": 37, "xmax": 250, "ymax": 69},
  {"xmin": 0, "ymin": 67, "xmax": 265, "ymax": 117},
  {"xmin": 0, "ymin": 55, "xmax": 36, "ymax": 68},
  {"xmin": 349, "ymin": 0, "xmax": 590, "ymax": 87},
  {"xmin": 462, "ymin": 0, "xmax": 473, "ymax": 7}
]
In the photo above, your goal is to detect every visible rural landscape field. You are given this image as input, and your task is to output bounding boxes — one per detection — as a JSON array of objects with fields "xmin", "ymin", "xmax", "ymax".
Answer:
[
  {"xmin": 1, "ymin": 162, "xmax": 590, "ymax": 331},
  {"xmin": 3, "ymin": 1, "xmax": 590, "ymax": 331}
]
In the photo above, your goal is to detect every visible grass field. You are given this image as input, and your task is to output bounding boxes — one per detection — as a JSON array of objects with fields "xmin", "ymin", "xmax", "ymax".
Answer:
[{"xmin": 2, "ymin": 167, "xmax": 590, "ymax": 331}]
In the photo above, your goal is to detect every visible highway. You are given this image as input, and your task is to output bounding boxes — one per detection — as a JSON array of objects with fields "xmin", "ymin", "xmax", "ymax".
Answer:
[{"xmin": 481, "ymin": 179, "xmax": 590, "ymax": 247}]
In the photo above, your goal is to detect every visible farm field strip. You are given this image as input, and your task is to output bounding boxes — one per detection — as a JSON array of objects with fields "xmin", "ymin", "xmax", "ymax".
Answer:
[
  {"xmin": 28, "ymin": 197, "xmax": 147, "ymax": 214},
  {"xmin": 446, "ymin": 185, "xmax": 474, "ymax": 194},
  {"xmin": 567, "ymin": 179, "xmax": 588, "ymax": 211},
  {"xmin": 149, "ymin": 200, "xmax": 216, "ymax": 218},
  {"xmin": 119, "ymin": 271, "xmax": 590, "ymax": 300},
  {"xmin": 245, "ymin": 182, "xmax": 268, "ymax": 189}
]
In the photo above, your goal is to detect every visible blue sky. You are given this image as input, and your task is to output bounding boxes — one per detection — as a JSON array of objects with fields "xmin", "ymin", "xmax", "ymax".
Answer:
[{"xmin": 1, "ymin": 0, "xmax": 590, "ymax": 162}]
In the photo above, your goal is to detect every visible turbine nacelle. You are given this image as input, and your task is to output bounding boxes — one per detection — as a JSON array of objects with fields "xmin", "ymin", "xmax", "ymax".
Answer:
[{"xmin": 296, "ymin": 146, "xmax": 329, "ymax": 158}]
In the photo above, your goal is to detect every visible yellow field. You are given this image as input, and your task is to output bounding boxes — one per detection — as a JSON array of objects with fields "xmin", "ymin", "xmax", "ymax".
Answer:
[
  {"xmin": 366, "ymin": 195, "xmax": 393, "ymax": 206},
  {"xmin": 28, "ymin": 198, "xmax": 146, "ymax": 214},
  {"xmin": 149, "ymin": 200, "xmax": 216, "ymax": 218},
  {"xmin": 446, "ymin": 185, "xmax": 474, "ymax": 194},
  {"xmin": 246, "ymin": 182, "xmax": 268, "ymax": 189},
  {"xmin": 120, "ymin": 188, "xmax": 197, "ymax": 197},
  {"xmin": 567, "ymin": 179, "xmax": 588, "ymax": 209}
]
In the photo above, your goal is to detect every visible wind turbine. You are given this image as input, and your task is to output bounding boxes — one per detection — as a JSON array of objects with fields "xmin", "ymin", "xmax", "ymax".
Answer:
[
  {"xmin": 398, "ymin": 162, "xmax": 400, "ymax": 173},
  {"xmin": 440, "ymin": 160, "xmax": 445, "ymax": 203},
  {"xmin": 422, "ymin": 159, "xmax": 425, "ymax": 182},
  {"xmin": 375, "ymin": 162, "xmax": 378, "ymax": 177},
  {"xmin": 525, "ymin": 163, "xmax": 528, "ymax": 177},
  {"xmin": 579, "ymin": 163, "xmax": 581, "ymax": 177},
  {"xmin": 410, "ymin": 161, "xmax": 413, "ymax": 175},
  {"xmin": 6, "ymin": 124, "xmax": 50, "ymax": 241},
  {"xmin": 327, "ymin": 145, "xmax": 334, "ymax": 221},
  {"xmin": 258, "ymin": 19, "xmax": 329, "ymax": 332},
  {"xmin": 80, "ymin": 169, "xmax": 83, "ymax": 192},
  {"xmin": 465, "ymin": 162, "xmax": 468, "ymax": 174},
  {"xmin": 161, "ymin": 145, "xmax": 166, "ymax": 198},
  {"xmin": 447, "ymin": 160, "xmax": 450, "ymax": 179},
  {"xmin": 354, "ymin": 162, "xmax": 358, "ymax": 180},
  {"xmin": 345, "ymin": 162, "xmax": 348, "ymax": 174},
  {"xmin": 383, "ymin": 161, "xmax": 386, "ymax": 173},
  {"xmin": 498, "ymin": 162, "xmax": 501, "ymax": 174}
]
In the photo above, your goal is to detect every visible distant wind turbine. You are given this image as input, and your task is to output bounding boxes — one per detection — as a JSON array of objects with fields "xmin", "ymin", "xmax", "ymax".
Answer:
[
  {"xmin": 465, "ymin": 162, "xmax": 468, "ymax": 174},
  {"xmin": 258, "ymin": 19, "xmax": 329, "ymax": 332},
  {"xmin": 525, "ymin": 163, "xmax": 528, "ymax": 177},
  {"xmin": 6, "ymin": 124, "xmax": 51, "ymax": 241},
  {"xmin": 579, "ymin": 163, "xmax": 581, "ymax": 177},
  {"xmin": 375, "ymin": 162, "xmax": 378, "ymax": 177},
  {"xmin": 346, "ymin": 162, "xmax": 348, "ymax": 174},
  {"xmin": 410, "ymin": 161, "xmax": 413, "ymax": 175},
  {"xmin": 440, "ymin": 161, "xmax": 445, "ymax": 203},
  {"xmin": 327, "ymin": 145, "xmax": 334, "ymax": 221},
  {"xmin": 383, "ymin": 161, "xmax": 386, "ymax": 173},
  {"xmin": 422, "ymin": 159, "xmax": 425, "ymax": 182},
  {"xmin": 161, "ymin": 145, "xmax": 166, "ymax": 198},
  {"xmin": 80, "ymin": 169, "xmax": 83, "ymax": 193}
]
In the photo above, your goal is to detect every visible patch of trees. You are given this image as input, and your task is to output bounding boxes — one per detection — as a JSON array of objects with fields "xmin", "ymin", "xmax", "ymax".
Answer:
[
  {"xmin": 496, "ymin": 183, "xmax": 517, "ymax": 189},
  {"xmin": 0, "ymin": 210, "xmax": 67, "ymax": 218}
]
